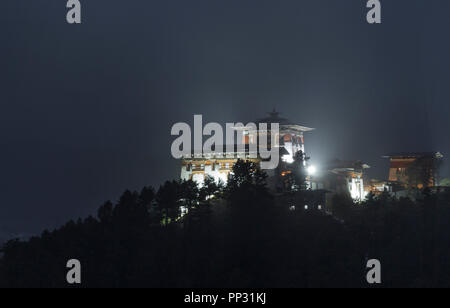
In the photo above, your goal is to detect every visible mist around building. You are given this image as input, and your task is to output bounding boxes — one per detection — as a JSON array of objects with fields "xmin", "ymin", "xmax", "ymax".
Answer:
[{"xmin": 180, "ymin": 110, "xmax": 447, "ymax": 213}]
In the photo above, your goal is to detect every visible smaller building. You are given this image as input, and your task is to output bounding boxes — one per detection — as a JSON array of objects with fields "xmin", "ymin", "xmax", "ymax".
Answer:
[
  {"xmin": 364, "ymin": 179, "xmax": 407, "ymax": 197},
  {"xmin": 383, "ymin": 152, "xmax": 444, "ymax": 189},
  {"xmin": 365, "ymin": 179, "xmax": 390, "ymax": 195}
]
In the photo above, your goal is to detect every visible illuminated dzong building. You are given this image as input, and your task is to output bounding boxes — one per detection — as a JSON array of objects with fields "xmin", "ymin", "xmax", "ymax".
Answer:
[{"xmin": 180, "ymin": 110, "xmax": 314, "ymax": 187}]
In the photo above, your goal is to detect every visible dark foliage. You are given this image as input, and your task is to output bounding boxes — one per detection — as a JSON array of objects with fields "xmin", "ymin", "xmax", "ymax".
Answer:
[{"xmin": 1, "ymin": 161, "xmax": 450, "ymax": 288}]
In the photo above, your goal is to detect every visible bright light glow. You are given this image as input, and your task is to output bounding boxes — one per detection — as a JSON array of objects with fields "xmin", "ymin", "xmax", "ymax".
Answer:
[
  {"xmin": 180, "ymin": 206, "xmax": 189, "ymax": 216},
  {"xmin": 307, "ymin": 165, "xmax": 317, "ymax": 175},
  {"xmin": 282, "ymin": 155, "xmax": 294, "ymax": 164}
]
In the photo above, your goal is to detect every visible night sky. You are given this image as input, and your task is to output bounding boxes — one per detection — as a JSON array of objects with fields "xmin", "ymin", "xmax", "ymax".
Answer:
[{"xmin": 1, "ymin": 0, "xmax": 450, "ymax": 240}]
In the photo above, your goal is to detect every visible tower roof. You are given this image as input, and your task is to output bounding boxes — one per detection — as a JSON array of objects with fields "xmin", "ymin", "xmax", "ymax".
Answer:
[
  {"xmin": 255, "ymin": 109, "xmax": 315, "ymax": 133},
  {"xmin": 256, "ymin": 109, "xmax": 290, "ymax": 125}
]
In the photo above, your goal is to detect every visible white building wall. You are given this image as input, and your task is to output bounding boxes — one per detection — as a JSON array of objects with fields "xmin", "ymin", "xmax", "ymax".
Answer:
[
  {"xmin": 349, "ymin": 177, "xmax": 366, "ymax": 202},
  {"xmin": 180, "ymin": 163, "xmax": 229, "ymax": 188},
  {"xmin": 284, "ymin": 142, "xmax": 293, "ymax": 156},
  {"xmin": 192, "ymin": 173, "xmax": 205, "ymax": 186},
  {"xmin": 181, "ymin": 165, "xmax": 190, "ymax": 181}
]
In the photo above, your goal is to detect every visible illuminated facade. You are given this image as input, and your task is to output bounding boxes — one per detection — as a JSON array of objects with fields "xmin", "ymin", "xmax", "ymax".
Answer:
[
  {"xmin": 180, "ymin": 110, "xmax": 314, "ymax": 187},
  {"xmin": 319, "ymin": 160, "xmax": 370, "ymax": 202}
]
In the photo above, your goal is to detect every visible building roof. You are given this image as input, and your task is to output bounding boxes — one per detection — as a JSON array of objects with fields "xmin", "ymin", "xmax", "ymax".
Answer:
[
  {"xmin": 256, "ymin": 109, "xmax": 289, "ymax": 124},
  {"xmin": 383, "ymin": 152, "xmax": 444, "ymax": 159},
  {"xmin": 326, "ymin": 159, "xmax": 370, "ymax": 171}
]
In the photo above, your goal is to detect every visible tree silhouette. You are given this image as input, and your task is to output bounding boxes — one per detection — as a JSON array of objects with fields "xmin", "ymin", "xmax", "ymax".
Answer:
[
  {"xmin": 140, "ymin": 186, "xmax": 155, "ymax": 209},
  {"xmin": 157, "ymin": 181, "xmax": 181, "ymax": 225},
  {"xmin": 200, "ymin": 175, "xmax": 223, "ymax": 205},
  {"xmin": 406, "ymin": 156, "xmax": 442, "ymax": 189},
  {"xmin": 226, "ymin": 159, "xmax": 271, "ymax": 208},
  {"xmin": 289, "ymin": 150, "xmax": 310, "ymax": 192},
  {"xmin": 2, "ymin": 168, "xmax": 450, "ymax": 288}
]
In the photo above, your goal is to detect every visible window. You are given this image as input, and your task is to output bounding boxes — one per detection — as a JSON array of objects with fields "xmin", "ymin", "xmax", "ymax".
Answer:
[{"xmin": 283, "ymin": 134, "xmax": 292, "ymax": 142}]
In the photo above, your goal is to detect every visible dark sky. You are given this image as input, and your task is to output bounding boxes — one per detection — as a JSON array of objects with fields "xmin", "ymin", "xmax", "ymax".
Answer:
[{"xmin": 1, "ymin": 0, "xmax": 450, "ymax": 239}]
